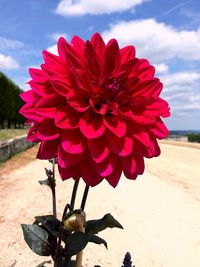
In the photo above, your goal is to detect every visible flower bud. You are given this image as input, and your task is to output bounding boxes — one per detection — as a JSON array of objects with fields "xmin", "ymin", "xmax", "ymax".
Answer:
[{"xmin": 63, "ymin": 210, "xmax": 86, "ymax": 232}]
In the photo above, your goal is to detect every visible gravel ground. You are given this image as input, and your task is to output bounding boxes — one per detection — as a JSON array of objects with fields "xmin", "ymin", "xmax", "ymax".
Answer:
[{"xmin": 0, "ymin": 143, "xmax": 200, "ymax": 267}]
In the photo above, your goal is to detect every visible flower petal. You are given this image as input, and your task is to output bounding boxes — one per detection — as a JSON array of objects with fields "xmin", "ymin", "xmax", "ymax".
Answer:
[
  {"xmin": 61, "ymin": 130, "xmax": 86, "ymax": 154},
  {"xmin": 57, "ymin": 37, "xmax": 68, "ymax": 61},
  {"xmin": 132, "ymin": 114, "xmax": 156, "ymax": 125},
  {"xmin": 105, "ymin": 162, "xmax": 122, "ymax": 188},
  {"xmin": 29, "ymin": 68, "xmax": 47, "ymax": 82},
  {"xmin": 122, "ymin": 155, "xmax": 137, "ymax": 180},
  {"xmin": 150, "ymin": 118, "xmax": 169, "ymax": 139},
  {"xmin": 93, "ymin": 154, "xmax": 118, "ymax": 177},
  {"xmin": 145, "ymin": 98, "xmax": 170, "ymax": 118},
  {"xmin": 104, "ymin": 116, "xmax": 126, "ymax": 137},
  {"xmin": 137, "ymin": 59, "xmax": 155, "ymax": 80},
  {"xmin": 133, "ymin": 130, "xmax": 152, "ymax": 146},
  {"xmin": 103, "ymin": 39, "xmax": 120, "ymax": 76},
  {"xmin": 35, "ymin": 93, "xmax": 65, "ymax": 108},
  {"xmin": 88, "ymin": 136, "xmax": 109, "ymax": 163},
  {"xmin": 55, "ymin": 105, "xmax": 80, "ymax": 129},
  {"xmin": 28, "ymin": 80, "xmax": 53, "ymax": 97},
  {"xmin": 20, "ymin": 105, "xmax": 45, "ymax": 123},
  {"xmin": 43, "ymin": 50, "xmax": 63, "ymax": 65},
  {"xmin": 35, "ymin": 107, "xmax": 57, "ymax": 118},
  {"xmin": 20, "ymin": 90, "xmax": 34, "ymax": 103},
  {"xmin": 37, "ymin": 139, "xmax": 59, "ymax": 159},
  {"xmin": 132, "ymin": 78, "xmax": 162, "ymax": 98},
  {"xmin": 91, "ymin": 33, "xmax": 105, "ymax": 59},
  {"xmin": 120, "ymin": 59, "xmax": 138, "ymax": 77},
  {"xmin": 58, "ymin": 145, "xmax": 84, "ymax": 168},
  {"xmin": 122, "ymin": 149, "xmax": 144, "ymax": 178},
  {"xmin": 27, "ymin": 125, "xmax": 40, "ymax": 142},
  {"xmin": 50, "ymin": 76, "xmax": 73, "ymax": 97},
  {"xmin": 84, "ymin": 41, "xmax": 101, "ymax": 77},
  {"xmin": 106, "ymin": 131, "xmax": 133, "ymax": 156},
  {"xmin": 80, "ymin": 158, "xmax": 104, "ymax": 186},
  {"xmin": 37, "ymin": 120, "xmax": 60, "ymax": 140},
  {"xmin": 71, "ymin": 36, "xmax": 85, "ymax": 54},
  {"xmin": 79, "ymin": 110, "xmax": 105, "ymax": 138},
  {"xmin": 68, "ymin": 97, "xmax": 90, "ymax": 112},
  {"xmin": 59, "ymin": 164, "xmax": 81, "ymax": 181},
  {"xmin": 145, "ymin": 137, "xmax": 161, "ymax": 158},
  {"xmin": 135, "ymin": 151, "xmax": 145, "ymax": 175},
  {"xmin": 133, "ymin": 130, "xmax": 161, "ymax": 158},
  {"xmin": 120, "ymin": 46, "xmax": 135, "ymax": 63}
]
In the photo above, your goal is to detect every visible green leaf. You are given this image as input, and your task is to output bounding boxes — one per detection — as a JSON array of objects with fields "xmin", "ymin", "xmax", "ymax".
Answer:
[
  {"xmin": 88, "ymin": 234, "xmax": 107, "ymax": 249},
  {"xmin": 65, "ymin": 232, "xmax": 89, "ymax": 257},
  {"xmin": 38, "ymin": 179, "xmax": 50, "ymax": 187},
  {"xmin": 64, "ymin": 232, "xmax": 107, "ymax": 257},
  {"xmin": 21, "ymin": 224, "xmax": 50, "ymax": 256},
  {"xmin": 35, "ymin": 215, "xmax": 62, "ymax": 238},
  {"xmin": 85, "ymin": 213, "xmax": 123, "ymax": 234},
  {"xmin": 36, "ymin": 260, "xmax": 51, "ymax": 267}
]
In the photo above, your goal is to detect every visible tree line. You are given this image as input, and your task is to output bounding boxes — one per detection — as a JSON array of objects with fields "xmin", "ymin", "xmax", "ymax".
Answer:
[
  {"xmin": 187, "ymin": 134, "xmax": 200, "ymax": 143},
  {"xmin": 0, "ymin": 72, "xmax": 25, "ymax": 128}
]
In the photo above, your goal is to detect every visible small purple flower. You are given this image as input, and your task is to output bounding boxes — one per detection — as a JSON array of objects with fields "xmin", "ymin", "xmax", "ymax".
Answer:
[{"xmin": 122, "ymin": 252, "xmax": 135, "ymax": 267}]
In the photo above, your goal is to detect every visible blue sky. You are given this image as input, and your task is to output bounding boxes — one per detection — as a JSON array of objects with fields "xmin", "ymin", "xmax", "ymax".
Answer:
[{"xmin": 0, "ymin": 0, "xmax": 200, "ymax": 130}]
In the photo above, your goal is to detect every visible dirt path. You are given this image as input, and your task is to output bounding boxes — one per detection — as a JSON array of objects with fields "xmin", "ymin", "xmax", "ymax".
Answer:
[{"xmin": 0, "ymin": 143, "xmax": 200, "ymax": 267}]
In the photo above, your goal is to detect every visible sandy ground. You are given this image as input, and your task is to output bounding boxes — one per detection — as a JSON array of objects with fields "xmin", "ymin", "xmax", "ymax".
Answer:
[{"xmin": 0, "ymin": 142, "xmax": 200, "ymax": 267}]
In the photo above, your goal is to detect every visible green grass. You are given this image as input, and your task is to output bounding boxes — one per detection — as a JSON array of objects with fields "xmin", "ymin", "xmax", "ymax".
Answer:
[{"xmin": 0, "ymin": 129, "xmax": 28, "ymax": 141}]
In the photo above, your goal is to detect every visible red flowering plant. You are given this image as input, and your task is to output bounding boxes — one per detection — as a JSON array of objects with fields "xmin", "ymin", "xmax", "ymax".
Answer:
[{"xmin": 20, "ymin": 33, "xmax": 170, "ymax": 267}]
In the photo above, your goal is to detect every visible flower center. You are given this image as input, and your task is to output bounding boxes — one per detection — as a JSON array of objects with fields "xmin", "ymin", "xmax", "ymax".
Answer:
[
  {"xmin": 107, "ymin": 77, "xmax": 121, "ymax": 92},
  {"xmin": 90, "ymin": 76, "xmax": 129, "ymax": 115}
]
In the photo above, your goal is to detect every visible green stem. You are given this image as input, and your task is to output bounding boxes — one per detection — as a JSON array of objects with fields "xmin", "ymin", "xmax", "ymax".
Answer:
[
  {"xmin": 52, "ymin": 159, "xmax": 57, "ymax": 218},
  {"xmin": 70, "ymin": 179, "xmax": 80, "ymax": 210},
  {"xmin": 80, "ymin": 185, "xmax": 90, "ymax": 211}
]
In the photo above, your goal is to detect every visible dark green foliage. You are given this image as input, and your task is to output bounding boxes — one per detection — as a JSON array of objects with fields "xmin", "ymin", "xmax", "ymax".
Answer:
[
  {"xmin": 85, "ymin": 213, "xmax": 123, "ymax": 234},
  {"xmin": 64, "ymin": 232, "xmax": 107, "ymax": 257},
  {"xmin": 34, "ymin": 215, "xmax": 62, "ymax": 238},
  {"xmin": 0, "ymin": 72, "xmax": 25, "ymax": 128},
  {"xmin": 21, "ymin": 224, "xmax": 51, "ymax": 256},
  {"xmin": 188, "ymin": 134, "xmax": 200, "ymax": 143},
  {"xmin": 22, "ymin": 212, "xmax": 122, "ymax": 266}
]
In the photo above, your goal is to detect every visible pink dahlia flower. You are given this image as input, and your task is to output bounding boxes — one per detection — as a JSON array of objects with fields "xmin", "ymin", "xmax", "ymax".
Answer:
[{"xmin": 20, "ymin": 33, "xmax": 170, "ymax": 187}]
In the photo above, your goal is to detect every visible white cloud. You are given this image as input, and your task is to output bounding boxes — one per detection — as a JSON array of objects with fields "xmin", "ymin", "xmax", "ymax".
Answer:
[
  {"xmin": 161, "ymin": 71, "xmax": 200, "ymax": 91},
  {"xmin": 102, "ymin": 19, "xmax": 200, "ymax": 63},
  {"xmin": 0, "ymin": 54, "xmax": 19, "ymax": 70},
  {"xmin": 154, "ymin": 63, "xmax": 169, "ymax": 74},
  {"xmin": 49, "ymin": 32, "xmax": 69, "ymax": 41},
  {"xmin": 47, "ymin": 45, "xmax": 58, "ymax": 55},
  {"xmin": 0, "ymin": 36, "xmax": 24, "ymax": 51},
  {"xmin": 159, "ymin": 71, "xmax": 200, "ymax": 113},
  {"xmin": 175, "ymin": 103, "xmax": 200, "ymax": 111},
  {"xmin": 55, "ymin": 0, "xmax": 145, "ymax": 16}
]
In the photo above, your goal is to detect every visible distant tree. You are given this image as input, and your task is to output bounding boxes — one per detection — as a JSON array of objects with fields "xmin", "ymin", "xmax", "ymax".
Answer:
[
  {"xmin": 188, "ymin": 134, "xmax": 200, "ymax": 143},
  {"xmin": 0, "ymin": 72, "xmax": 25, "ymax": 128}
]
